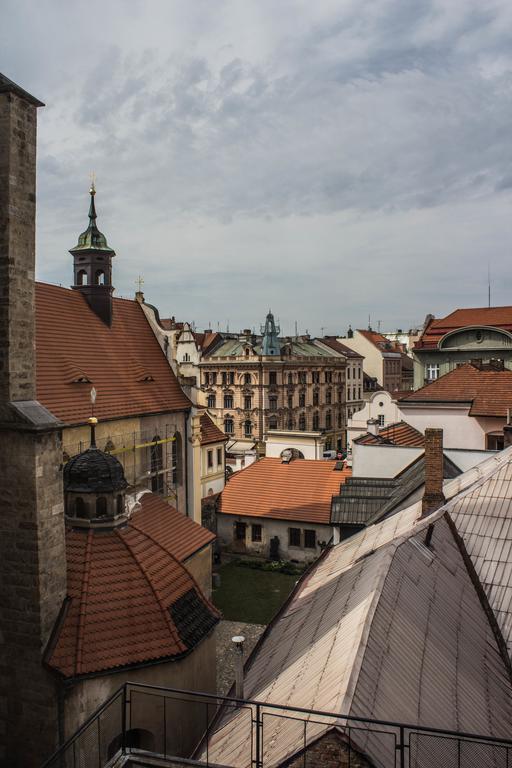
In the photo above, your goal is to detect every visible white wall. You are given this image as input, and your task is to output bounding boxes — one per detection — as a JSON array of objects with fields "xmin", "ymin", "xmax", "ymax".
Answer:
[
  {"xmin": 398, "ymin": 404, "xmax": 504, "ymax": 450},
  {"xmin": 445, "ymin": 448, "xmax": 498, "ymax": 472},
  {"xmin": 265, "ymin": 431, "xmax": 326, "ymax": 460},
  {"xmin": 347, "ymin": 391, "xmax": 401, "ymax": 447},
  {"xmin": 352, "ymin": 442, "xmax": 423, "ymax": 478}
]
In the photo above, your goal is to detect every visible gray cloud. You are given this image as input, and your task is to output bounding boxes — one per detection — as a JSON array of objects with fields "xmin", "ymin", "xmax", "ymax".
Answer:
[{"xmin": 3, "ymin": 0, "xmax": 512, "ymax": 333}]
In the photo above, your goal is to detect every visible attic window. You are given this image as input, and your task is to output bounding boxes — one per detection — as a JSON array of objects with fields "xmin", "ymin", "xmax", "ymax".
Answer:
[{"xmin": 73, "ymin": 375, "xmax": 91, "ymax": 384}]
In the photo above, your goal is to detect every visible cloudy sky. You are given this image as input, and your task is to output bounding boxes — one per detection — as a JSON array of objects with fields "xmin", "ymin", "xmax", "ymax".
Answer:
[{"xmin": 3, "ymin": 0, "xmax": 512, "ymax": 336}]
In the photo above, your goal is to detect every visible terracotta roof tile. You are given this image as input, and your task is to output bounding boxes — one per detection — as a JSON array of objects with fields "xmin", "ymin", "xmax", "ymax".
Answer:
[
  {"xmin": 415, "ymin": 306, "xmax": 512, "ymax": 349},
  {"xmin": 355, "ymin": 421, "xmax": 425, "ymax": 447},
  {"xmin": 219, "ymin": 458, "xmax": 351, "ymax": 525},
  {"xmin": 400, "ymin": 363, "xmax": 512, "ymax": 417},
  {"xmin": 357, "ymin": 329, "xmax": 403, "ymax": 353},
  {"xmin": 36, "ymin": 283, "xmax": 191, "ymax": 424},
  {"xmin": 46, "ymin": 493, "xmax": 218, "ymax": 678},
  {"xmin": 200, "ymin": 413, "xmax": 228, "ymax": 445}
]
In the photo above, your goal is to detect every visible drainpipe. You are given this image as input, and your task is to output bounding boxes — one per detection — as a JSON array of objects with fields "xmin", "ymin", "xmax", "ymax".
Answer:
[{"xmin": 184, "ymin": 409, "xmax": 190, "ymax": 516}]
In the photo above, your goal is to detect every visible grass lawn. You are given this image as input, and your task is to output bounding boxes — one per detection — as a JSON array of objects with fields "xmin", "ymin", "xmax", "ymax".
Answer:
[{"xmin": 212, "ymin": 561, "xmax": 300, "ymax": 625}]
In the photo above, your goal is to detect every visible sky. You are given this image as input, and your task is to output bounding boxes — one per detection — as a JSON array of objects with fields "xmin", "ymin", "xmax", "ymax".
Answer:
[{"xmin": 3, "ymin": 0, "xmax": 512, "ymax": 337}]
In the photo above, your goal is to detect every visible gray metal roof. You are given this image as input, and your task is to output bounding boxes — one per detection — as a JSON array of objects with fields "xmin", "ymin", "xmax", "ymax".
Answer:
[
  {"xmin": 201, "ymin": 451, "xmax": 512, "ymax": 766},
  {"xmin": 331, "ymin": 454, "xmax": 461, "ymax": 527}
]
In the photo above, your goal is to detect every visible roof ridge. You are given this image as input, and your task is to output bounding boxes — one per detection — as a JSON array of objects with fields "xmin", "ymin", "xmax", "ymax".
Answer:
[
  {"xmin": 114, "ymin": 527, "xmax": 186, "ymax": 653},
  {"xmin": 75, "ymin": 529, "xmax": 94, "ymax": 676}
]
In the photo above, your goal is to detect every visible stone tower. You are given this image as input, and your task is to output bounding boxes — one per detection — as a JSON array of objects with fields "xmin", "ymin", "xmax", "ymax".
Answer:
[
  {"xmin": 69, "ymin": 185, "xmax": 116, "ymax": 325},
  {"xmin": 0, "ymin": 74, "xmax": 67, "ymax": 766}
]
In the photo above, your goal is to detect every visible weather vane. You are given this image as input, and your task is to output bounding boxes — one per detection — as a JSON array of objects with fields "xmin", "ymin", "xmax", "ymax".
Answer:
[{"xmin": 136, "ymin": 275, "xmax": 144, "ymax": 292}]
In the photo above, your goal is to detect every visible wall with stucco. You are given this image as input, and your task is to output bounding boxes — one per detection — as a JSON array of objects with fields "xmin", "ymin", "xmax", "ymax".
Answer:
[
  {"xmin": 62, "ymin": 630, "xmax": 217, "ymax": 762},
  {"xmin": 352, "ymin": 443, "xmax": 423, "ymax": 478},
  {"xmin": 265, "ymin": 431, "xmax": 326, "ymax": 460},
  {"xmin": 185, "ymin": 544, "xmax": 213, "ymax": 599},
  {"xmin": 399, "ymin": 404, "xmax": 504, "ymax": 450},
  {"xmin": 217, "ymin": 513, "xmax": 332, "ymax": 562},
  {"xmin": 346, "ymin": 391, "xmax": 401, "ymax": 447}
]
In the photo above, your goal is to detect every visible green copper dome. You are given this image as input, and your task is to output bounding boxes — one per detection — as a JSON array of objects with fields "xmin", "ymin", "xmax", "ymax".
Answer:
[{"xmin": 70, "ymin": 186, "xmax": 116, "ymax": 255}]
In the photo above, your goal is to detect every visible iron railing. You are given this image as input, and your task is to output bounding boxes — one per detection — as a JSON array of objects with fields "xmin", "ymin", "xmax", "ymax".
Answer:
[{"xmin": 41, "ymin": 682, "xmax": 512, "ymax": 768}]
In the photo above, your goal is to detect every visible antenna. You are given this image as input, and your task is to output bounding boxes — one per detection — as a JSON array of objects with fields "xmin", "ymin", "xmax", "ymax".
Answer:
[
  {"xmin": 377, "ymin": 320, "xmax": 381, "ymax": 333},
  {"xmin": 320, "ymin": 326, "xmax": 325, "ymax": 337},
  {"xmin": 488, "ymin": 263, "xmax": 491, "ymax": 308},
  {"xmin": 368, "ymin": 314, "xmax": 371, "ymax": 331},
  {"xmin": 295, "ymin": 320, "xmax": 298, "ymax": 337}
]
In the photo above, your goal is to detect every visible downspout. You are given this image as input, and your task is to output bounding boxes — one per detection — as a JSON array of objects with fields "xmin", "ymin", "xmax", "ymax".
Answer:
[{"xmin": 184, "ymin": 408, "xmax": 190, "ymax": 516}]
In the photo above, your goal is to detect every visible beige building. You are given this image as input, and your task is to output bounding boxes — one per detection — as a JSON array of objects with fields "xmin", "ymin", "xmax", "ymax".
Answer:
[
  {"xmin": 339, "ymin": 328, "xmax": 411, "ymax": 392},
  {"xmin": 200, "ymin": 312, "xmax": 348, "ymax": 452},
  {"xmin": 317, "ymin": 336, "xmax": 365, "ymax": 422}
]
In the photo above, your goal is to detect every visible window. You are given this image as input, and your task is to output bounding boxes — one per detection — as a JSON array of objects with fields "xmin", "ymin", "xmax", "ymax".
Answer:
[
  {"xmin": 77, "ymin": 269, "xmax": 88, "ymax": 286},
  {"xmin": 299, "ymin": 413, "xmax": 306, "ymax": 431},
  {"xmin": 326, "ymin": 389, "xmax": 332, "ymax": 405},
  {"xmin": 116, "ymin": 495, "xmax": 124, "ymax": 516},
  {"xmin": 299, "ymin": 392, "xmax": 306, "ymax": 407},
  {"xmin": 224, "ymin": 417, "xmax": 234, "ymax": 434},
  {"xmin": 204, "ymin": 372, "xmax": 210, "ymax": 386},
  {"xmin": 325, "ymin": 371, "xmax": 332, "ymax": 383},
  {"xmin": 151, "ymin": 435, "xmax": 164, "ymax": 493},
  {"xmin": 222, "ymin": 372, "xmax": 227, "ymax": 386},
  {"xmin": 244, "ymin": 373, "xmax": 252, "ymax": 385},
  {"xmin": 347, "ymin": 367, "xmax": 351, "ymax": 379},
  {"xmin": 337, "ymin": 412, "xmax": 342, "ymax": 428},
  {"xmin": 269, "ymin": 396, "xmax": 278, "ymax": 411},
  {"xmin": 96, "ymin": 497, "xmax": 107, "ymax": 518},
  {"xmin": 75, "ymin": 497, "xmax": 86, "ymax": 518},
  {"xmin": 182, "ymin": 352, "xmax": 190, "ymax": 362},
  {"xmin": 207, "ymin": 450, "xmax": 213, "ymax": 469},
  {"xmin": 217, "ymin": 447, "xmax": 223, "ymax": 466},
  {"xmin": 312, "ymin": 371, "xmax": 320, "ymax": 384},
  {"xmin": 313, "ymin": 390, "xmax": 319, "ymax": 407},
  {"xmin": 211, "ymin": 372, "xmax": 217, "ymax": 385},
  {"xmin": 269, "ymin": 371, "xmax": 277, "ymax": 385},
  {"xmin": 289, "ymin": 528, "xmax": 301, "ymax": 547},
  {"xmin": 207, "ymin": 394, "xmax": 216, "ymax": 408},
  {"xmin": 426, "ymin": 364, "xmax": 440, "ymax": 381},
  {"xmin": 171, "ymin": 432, "xmax": 182, "ymax": 485},
  {"xmin": 244, "ymin": 396, "xmax": 252, "ymax": 410},
  {"xmin": 235, "ymin": 522, "xmax": 246, "ymax": 541},
  {"xmin": 338, "ymin": 389, "xmax": 343, "ymax": 403},
  {"xmin": 229, "ymin": 372, "xmax": 235, "ymax": 385},
  {"xmin": 287, "ymin": 416, "xmax": 294, "ymax": 430},
  {"xmin": 244, "ymin": 420, "xmax": 252, "ymax": 437},
  {"xmin": 95, "ymin": 269, "xmax": 105, "ymax": 285},
  {"xmin": 298, "ymin": 371, "xmax": 307, "ymax": 384},
  {"xmin": 378, "ymin": 414, "xmax": 385, "ymax": 426},
  {"xmin": 304, "ymin": 529, "xmax": 316, "ymax": 549},
  {"xmin": 269, "ymin": 416, "xmax": 278, "ymax": 430},
  {"xmin": 224, "ymin": 394, "xmax": 234, "ymax": 409},
  {"xmin": 287, "ymin": 395, "xmax": 293, "ymax": 409},
  {"xmin": 312, "ymin": 412, "xmax": 319, "ymax": 430},
  {"xmin": 287, "ymin": 373, "xmax": 293, "ymax": 385},
  {"xmin": 325, "ymin": 410, "xmax": 332, "ymax": 429},
  {"xmin": 252, "ymin": 524, "xmax": 262, "ymax": 542}
]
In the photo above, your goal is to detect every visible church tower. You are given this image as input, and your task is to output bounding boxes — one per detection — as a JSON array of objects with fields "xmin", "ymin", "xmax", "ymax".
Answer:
[
  {"xmin": 0, "ymin": 74, "xmax": 66, "ymax": 766},
  {"xmin": 70, "ymin": 185, "xmax": 116, "ymax": 325}
]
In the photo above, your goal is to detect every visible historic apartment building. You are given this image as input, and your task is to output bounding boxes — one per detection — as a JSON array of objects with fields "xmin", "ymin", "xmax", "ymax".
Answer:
[
  {"xmin": 199, "ymin": 312, "xmax": 348, "ymax": 452},
  {"xmin": 340, "ymin": 327, "xmax": 413, "ymax": 392}
]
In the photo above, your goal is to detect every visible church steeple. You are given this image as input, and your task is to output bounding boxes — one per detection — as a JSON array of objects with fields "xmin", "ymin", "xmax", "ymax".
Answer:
[
  {"xmin": 261, "ymin": 309, "xmax": 281, "ymax": 356},
  {"xmin": 70, "ymin": 184, "xmax": 116, "ymax": 325}
]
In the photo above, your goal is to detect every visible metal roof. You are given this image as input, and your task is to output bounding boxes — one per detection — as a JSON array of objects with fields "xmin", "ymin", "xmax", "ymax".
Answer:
[{"xmin": 201, "ymin": 449, "xmax": 512, "ymax": 766}]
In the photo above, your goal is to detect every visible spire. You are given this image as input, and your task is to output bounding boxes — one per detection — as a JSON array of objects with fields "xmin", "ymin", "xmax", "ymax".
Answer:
[
  {"xmin": 261, "ymin": 310, "xmax": 281, "ymax": 356},
  {"xmin": 70, "ymin": 184, "xmax": 115, "ymax": 255}
]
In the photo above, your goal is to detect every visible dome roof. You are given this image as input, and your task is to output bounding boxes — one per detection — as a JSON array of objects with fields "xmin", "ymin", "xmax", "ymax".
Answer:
[{"xmin": 64, "ymin": 447, "xmax": 127, "ymax": 493}]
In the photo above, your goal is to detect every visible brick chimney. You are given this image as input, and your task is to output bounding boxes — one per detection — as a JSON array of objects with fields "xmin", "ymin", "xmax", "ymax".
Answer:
[
  {"xmin": 0, "ymin": 74, "xmax": 66, "ymax": 767},
  {"xmin": 421, "ymin": 428, "xmax": 445, "ymax": 517}
]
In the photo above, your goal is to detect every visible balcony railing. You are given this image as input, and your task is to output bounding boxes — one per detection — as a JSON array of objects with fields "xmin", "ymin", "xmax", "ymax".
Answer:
[{"xmin": 41, "ymin": 682, "xmax": 512, "ymax": 768}]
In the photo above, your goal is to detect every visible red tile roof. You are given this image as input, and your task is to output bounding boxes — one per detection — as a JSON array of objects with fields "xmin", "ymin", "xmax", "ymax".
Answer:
[
  {"xmin": 355, "ymin": 421, "xmax": 425, "ymax": 447},
  {"xmin": 357, "ymin": 329, "xmax": 403, "ymax": 354},
  {"xmin": 321, "ymin": 337, "xmax": 364, "ymax": 358},
  {"xmin": 36, "ymin": 283, "xmax": 191, "ymax": 425},
  {"xmin": 200, "ymin": 413, "xmax": 228, "ymax": 445},
  {"xmin": 399, "ymin": 363, "xmax": 512, "ymax": 417},
  {"xmin": 415, "ymin": 307, "xmax": 512, "ymax": 349},
  {"xmin": 219, "ymin": 458, "xmax": 351, "ymax": 525},
  {"xmin": 47, "ymin": 493, "xmax": 217, "ymax": 678}
]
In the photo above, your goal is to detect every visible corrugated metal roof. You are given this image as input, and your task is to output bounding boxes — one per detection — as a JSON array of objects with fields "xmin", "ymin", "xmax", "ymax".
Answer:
[{"xmin": 201, "ymin": 447, "xmax": 512, "ymax": 767}]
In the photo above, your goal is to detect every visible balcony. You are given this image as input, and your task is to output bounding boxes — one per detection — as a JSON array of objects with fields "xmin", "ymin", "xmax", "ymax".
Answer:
[{"xmin": 42, "ymin": 682, "xmax": 512, "ymax": 768}]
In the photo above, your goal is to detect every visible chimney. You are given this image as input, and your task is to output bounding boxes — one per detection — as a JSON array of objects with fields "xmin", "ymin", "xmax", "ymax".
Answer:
[
  {"xmin": 367, "ymin": 418, "xmax": 379, "ymax": 436},
  {"xmin": 421, "ymin": 428, "xmax": 445, "ymax": 517},
  {"xmin": 0, "ymin": 74, "xmax": 67, "ymax": 766}
]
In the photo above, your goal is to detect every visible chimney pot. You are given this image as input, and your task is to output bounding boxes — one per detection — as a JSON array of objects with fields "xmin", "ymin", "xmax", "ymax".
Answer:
[
  {"xmin": 367, "ymin": 418, "xmax": 379, "ymax": 436},
  {"xmin": 421, "ymin": 428, "xmax": 445, "ymax": 517}
]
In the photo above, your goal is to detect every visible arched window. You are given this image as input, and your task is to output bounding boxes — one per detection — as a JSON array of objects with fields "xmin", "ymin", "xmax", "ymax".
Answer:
[
  {"xmin": 96, "ymin": 497, "xmax": 107, "ymax": 518},
  {"xmin": 299, "ymin": 413, "xmax": 306, "ymax": 431},
  {"xmin": 151, "ymin": 435, "xmax": 164, "ymax": 494},
  {"xmin": 312, "ymin": 411, "xmax": 319, "ymax": 431},
  {"xmin": 75, "ymin": 497, "xmax": 87, "ymax": 518},
  {"xmin": 207, "ymin": 394, "xmax": 216, "ymax": 408},
  {"xmin": 77, "ymin": 269, "xmax": 88, "ymax": 286},
  {"xmin": 269, "ymin": 416, "xmax": 278, "ymax": 430},
  {"xmin": 95, "ymin": 269, "xmax": 105, "ymax": 285},
  {"xmin": 244, "ymin": 420, "xmax": 252, "ymax": 437},
  {"xmin": 224, "ymin": 417, "xmax": 234, "ymax": 435},
  {"xmin": 116, "ymin": 495, "xmax": 124, "ymax": 516}
]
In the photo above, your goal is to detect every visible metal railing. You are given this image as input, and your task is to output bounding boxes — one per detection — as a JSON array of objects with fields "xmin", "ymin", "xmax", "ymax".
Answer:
[{"xmin": 41, "ymin": 682, "xmax": 512, "ymax": 768}]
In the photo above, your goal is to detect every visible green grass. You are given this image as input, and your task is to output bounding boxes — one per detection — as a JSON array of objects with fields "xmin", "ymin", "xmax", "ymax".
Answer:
[{"xmin": 212, "ymin": 561, "xmax": 300, "ymax": 624}]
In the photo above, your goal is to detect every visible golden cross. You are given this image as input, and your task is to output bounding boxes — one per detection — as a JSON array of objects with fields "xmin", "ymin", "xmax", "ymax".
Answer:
[{"xmin": 136, "ymin": 275, "xmax": 144, "ymax": 292}]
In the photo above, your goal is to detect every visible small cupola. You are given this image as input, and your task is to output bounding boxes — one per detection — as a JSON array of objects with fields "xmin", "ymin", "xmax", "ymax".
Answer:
[
  {"xmin": 63, "ymin": 417, "xmax": 128, "ymax": 528},
  {"xmin": 69, "ymin": 184, "xmax": 116, "ymax": 325}
]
